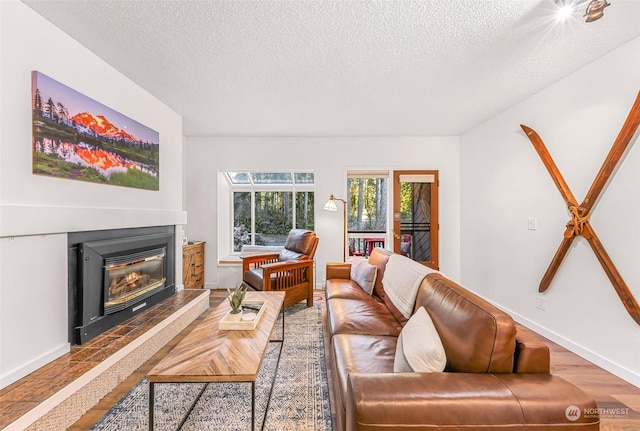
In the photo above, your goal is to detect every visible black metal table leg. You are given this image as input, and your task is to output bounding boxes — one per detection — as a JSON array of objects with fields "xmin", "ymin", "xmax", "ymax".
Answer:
[
  {"xmin": 260, "ymin": 303, "xmax": 285, "ymax": 430},
  {"xmin": 149, "ymin": 382, "xmax": 155, "ymax": 431},
  {"xmin": 252, "ymin": 381, "xmax": 256, "ymax": 431},
  {"xmin": 149, "ymin": 382, "xmax": 208, "ymax": 431}
]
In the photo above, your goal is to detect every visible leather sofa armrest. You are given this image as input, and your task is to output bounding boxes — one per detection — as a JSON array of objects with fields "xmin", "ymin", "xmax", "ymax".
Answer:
[
  {"xmin": 513, "ymin": 329, "xmax": 550, "ymax": 373},
  {"xmin": 326, "ymin": 262, "xmax": 352, "ymax": 280}
]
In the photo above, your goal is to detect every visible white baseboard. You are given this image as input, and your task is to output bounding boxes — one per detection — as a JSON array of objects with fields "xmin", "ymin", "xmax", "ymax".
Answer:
[
  {"xmin": 0, "ymin": 344, "xmax": 69, "ymax": 390},
  {"xmin": 504, "ymin": 306, "xmax": 640, "ymax": 388}
]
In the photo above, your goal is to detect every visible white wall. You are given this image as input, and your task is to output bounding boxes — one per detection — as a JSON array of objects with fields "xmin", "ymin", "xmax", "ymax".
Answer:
[
  {"xmin": 461, "ymin": 37, "xmax": 640, "ymax": 386},
  {"xmin": 184, "ymin": 136, "xmax": 461, "ymax": 290},
  {"xmin": 0, "ymin": 1, "xmax": 185, "ymax": 388}
]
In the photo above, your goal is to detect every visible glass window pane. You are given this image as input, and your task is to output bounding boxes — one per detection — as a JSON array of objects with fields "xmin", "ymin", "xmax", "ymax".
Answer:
[
  {"xmin": 347, "ymin": 177, "xmax": 387, "ymax": 231},
  {"xmin": 255, "ymin": 191, "xmax": 293, "ymax": 245},
  {"xmin": 233, "ymin": 191, "xmax": 252, "ymax": 252},
  {"xmin": 296, "ymin": 191, "xmax": 315, "ymax": 230},
  {"xmin": 294, "ymin": 172, "xmax": 314, "ymax": 184},
  {"xmin": 251, "ymin": 172, "xmax": 292, "ymax": 184},
  {"xmin": 400, "ymin": 181, "xmax": 432, "ymax": 263},
  {"xmin": 228, "ymin": 172, "xmax": 250, "ymax": 184}
]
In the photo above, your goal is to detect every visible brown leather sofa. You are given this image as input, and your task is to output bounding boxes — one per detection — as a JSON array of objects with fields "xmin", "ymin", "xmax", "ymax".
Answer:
[{"xmin": 325, "ymin": 249, "xmax": 599, "ymax": 431}]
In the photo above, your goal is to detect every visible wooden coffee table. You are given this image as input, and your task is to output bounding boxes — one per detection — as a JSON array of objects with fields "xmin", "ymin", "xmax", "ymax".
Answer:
[{"xmin": 147, "ymin": 291, "xmax": 285, "ymax": 431}]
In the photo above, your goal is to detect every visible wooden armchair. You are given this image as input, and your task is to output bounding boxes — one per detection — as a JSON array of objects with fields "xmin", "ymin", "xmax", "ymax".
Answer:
[{"xmin": 241, "ymin": 229, "xmax": 319, "ymax": 307}]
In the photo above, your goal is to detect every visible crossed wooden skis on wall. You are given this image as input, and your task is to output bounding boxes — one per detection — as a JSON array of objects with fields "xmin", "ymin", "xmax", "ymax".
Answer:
[{"xmin": 521, "ymin": 91, "xmax": 640, "ymax": 325}]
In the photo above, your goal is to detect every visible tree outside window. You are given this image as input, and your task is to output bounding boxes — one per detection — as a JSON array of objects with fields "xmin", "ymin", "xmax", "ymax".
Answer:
[
  {"xmin": 347, "ymin": 177, "xmax": 387, "ymax": 232},
  {"xmin": 228, "ymin": 172, "xmax": 314, "ymax": 252}
]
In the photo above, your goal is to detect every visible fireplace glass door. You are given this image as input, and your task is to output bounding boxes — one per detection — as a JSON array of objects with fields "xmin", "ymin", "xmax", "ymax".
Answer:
[{"xmin": 104, "ymin": 247, "xmax": 166, "ymax": 314}]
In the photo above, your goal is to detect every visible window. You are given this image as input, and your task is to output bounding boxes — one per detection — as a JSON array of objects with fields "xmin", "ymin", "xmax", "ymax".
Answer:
[
  {"xmin": 346, "ymin": 171, "xmax": 388, "ymax": 257},
  {"xmin": 226, "ymin": 172, "xmax": 315, "ymax": 252},
  {"xmin": 345, "ymin": 170, "xmax": 439, "ymax": 269}
]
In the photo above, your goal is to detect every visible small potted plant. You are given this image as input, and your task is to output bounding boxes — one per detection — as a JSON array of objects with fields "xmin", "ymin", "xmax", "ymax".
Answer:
[{"xmin": 226, "ymin": 283, "xmax": 247, "ymax": 319}]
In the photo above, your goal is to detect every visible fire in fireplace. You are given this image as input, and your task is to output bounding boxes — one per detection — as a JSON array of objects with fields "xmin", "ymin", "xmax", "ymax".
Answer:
[
  {"xmin": 105, "ymin": 248, "xmax": 166, "ymax": 314},
  {"xmin": 68, "ymin": 226, "xmax": 176, "ymax": 345}
]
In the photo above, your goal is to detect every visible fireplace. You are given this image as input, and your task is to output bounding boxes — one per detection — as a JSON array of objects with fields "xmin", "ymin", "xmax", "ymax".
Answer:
[{"xmin": 68, "ymin": 226, "xmax": 176, "ymax": 345}]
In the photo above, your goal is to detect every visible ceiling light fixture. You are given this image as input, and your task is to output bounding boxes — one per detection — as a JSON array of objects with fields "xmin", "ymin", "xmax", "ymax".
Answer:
[
  {"xmin": 556, "ymin": 3, "xmax": 574, "ymax": 20},
  {"xmin": 583, "ymin": 0, "xmax": 610, "ymax": 22},
  {"xmin": 554, "ymin": 0, "xmax": 611, "ymax": 22}
]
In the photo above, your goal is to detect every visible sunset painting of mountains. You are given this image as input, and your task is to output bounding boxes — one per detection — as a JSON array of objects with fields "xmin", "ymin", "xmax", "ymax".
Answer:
[{"xmin": 31, "ymin": 71, "xmax": 160, "ymax": 190}]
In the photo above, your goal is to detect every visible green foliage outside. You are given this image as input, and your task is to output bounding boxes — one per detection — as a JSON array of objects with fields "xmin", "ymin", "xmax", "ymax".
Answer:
[
  {"xmin": 400, "ymin": 182, "xmax": 413, "ymax": 223},
  {"xmin": 347, "ymin": 178, "xmax": 387, "ymax": 231},
  {"xmin": 233, "ymin": 190, "xmax": 315, "ymax": 250}
]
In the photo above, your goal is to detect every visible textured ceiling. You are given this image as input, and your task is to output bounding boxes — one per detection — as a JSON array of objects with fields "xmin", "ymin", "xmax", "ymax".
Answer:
[{"xmin": 22, "ymin": 0, "xmax": 640, "ymax": 137}]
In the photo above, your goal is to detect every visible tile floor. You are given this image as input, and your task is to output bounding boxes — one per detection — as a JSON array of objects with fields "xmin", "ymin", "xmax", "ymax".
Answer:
[{"xmin": 0, "ymin": 289, "xmax": 203, "ymax": 429}]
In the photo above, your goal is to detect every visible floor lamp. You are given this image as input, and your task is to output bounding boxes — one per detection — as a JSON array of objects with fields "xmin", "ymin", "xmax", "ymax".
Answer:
[{"xmin": 323, "ymin": 194, "xmax": 347, "ymax": 261}]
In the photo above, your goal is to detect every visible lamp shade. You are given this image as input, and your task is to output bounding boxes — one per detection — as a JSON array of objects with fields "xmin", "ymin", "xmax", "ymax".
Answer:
[{"xmin": 323, "ymin": 195, "xmax": 338, "ymax": 211}]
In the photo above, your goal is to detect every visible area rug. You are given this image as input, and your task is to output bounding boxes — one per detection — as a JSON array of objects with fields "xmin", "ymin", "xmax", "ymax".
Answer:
[{"xmin": 91, "ymin": 303, "xmax": 332, "ymax": 431}]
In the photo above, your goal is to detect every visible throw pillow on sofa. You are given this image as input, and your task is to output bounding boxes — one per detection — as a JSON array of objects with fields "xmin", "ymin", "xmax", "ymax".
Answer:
[
  {"xmin": 350, "ymin": 259, "xmax": 377, "ymax": 294},
  {"xmin": 394, "ymin": 306, "xmax": 447, "ymax": 373}
]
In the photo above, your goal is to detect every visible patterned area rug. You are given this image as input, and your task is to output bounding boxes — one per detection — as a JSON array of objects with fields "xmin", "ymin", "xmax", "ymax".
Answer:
[{"xmin": 91, "ymin": 303, "xmax": 332, "ymax": 431}]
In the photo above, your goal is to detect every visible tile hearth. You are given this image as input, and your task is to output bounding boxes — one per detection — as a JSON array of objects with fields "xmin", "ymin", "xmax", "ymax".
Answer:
[{"xmin": 0, "ymin": 289, "xmax": 209, "ymax": 431}]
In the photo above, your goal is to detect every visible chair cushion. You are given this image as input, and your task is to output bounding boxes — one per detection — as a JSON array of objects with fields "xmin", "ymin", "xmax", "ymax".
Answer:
[
  {"xmin": 278, "ymin": 248, "xmax": 304, "ymax": 261},
  {"xmin": 278, "ymin": 229, "xmax": 317, "ymax": 261},
  {"xmin": 243, "ymin": 268, "xmax": 265, "ymax": 290}
]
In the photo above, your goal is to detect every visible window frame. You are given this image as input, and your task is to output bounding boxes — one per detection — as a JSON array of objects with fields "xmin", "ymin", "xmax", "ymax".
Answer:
[
  {"xmin": 225, "ymin": 171, "xmax": 315, "ymax": 255},
  {"xmin": 346, "ymin": 170, "xmax": 390, "ymax": 258}
]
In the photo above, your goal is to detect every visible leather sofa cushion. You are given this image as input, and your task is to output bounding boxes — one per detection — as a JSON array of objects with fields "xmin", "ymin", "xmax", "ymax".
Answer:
[
  {"xmin": 346, "ymin": 372, "xmax": 599, "ymax": 430},
  {"xmin": 347, "ymin": 373, "xmax": 525, "ymax": 430},
  {"xmin": 493, "ymin": 374, "xmax": 599, "ymax": 427},
  {"xmin": 332, "ymin": 334, "xmax": 396, "ymax": 414},
  {"xmin": 326, "ymin": 279, "xmax": 376, "ymax": 301},
  {"xmin": 327, "ymin": 297, "xmax": 402, "ymax": 337},
  {"xmin": 415, "ymin": 273, "xmax": 516, "ymax": 373}
]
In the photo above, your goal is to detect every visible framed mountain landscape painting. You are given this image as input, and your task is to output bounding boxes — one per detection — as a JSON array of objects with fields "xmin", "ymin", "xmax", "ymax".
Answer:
[{"xmin": 31, "ymin": 71, "xmax": 159, "ymax": 190}]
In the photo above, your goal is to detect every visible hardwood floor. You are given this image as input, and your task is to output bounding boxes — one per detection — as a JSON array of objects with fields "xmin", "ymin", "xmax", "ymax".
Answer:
[
  {"xmin": 519, "ymin": 324, "xmax": 640, "ymax": 431},
  {"xmin": 11, "ymin": 289, "xmax": 640, "ymax": 430}
]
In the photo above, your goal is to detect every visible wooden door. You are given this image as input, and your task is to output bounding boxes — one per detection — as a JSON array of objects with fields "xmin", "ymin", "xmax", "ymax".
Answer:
[{"xmin": 393, "ymin": 170, "xmax": 438, "ymax": 270}]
